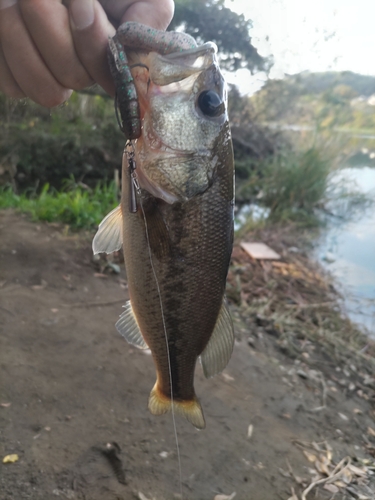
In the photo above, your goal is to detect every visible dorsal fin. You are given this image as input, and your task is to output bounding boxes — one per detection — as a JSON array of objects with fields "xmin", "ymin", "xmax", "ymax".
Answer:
[
  {"xmin": 200, "ymin": 300, "xmax": 234, "ymax": 378},
  {"xmin": 92, "ymin": 205, "xmax": 123, "ymax": 255},
  {"xmin": 115, "ymin": 301, "xmax": 148, "ymax": 349}
]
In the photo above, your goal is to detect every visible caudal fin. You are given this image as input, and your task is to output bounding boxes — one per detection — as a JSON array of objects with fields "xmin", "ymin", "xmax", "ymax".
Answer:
[{"xmin": 148, "ymin": 383, "xmax": 206, "ymax": 429}]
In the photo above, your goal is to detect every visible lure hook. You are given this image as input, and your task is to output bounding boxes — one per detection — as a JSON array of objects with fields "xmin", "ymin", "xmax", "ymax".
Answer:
[{"xmin": 125, "ymin": 141, "xmax": 139, "ymax": 214}]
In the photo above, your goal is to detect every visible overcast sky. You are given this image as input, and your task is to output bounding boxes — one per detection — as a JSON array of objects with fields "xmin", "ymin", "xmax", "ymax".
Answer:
[{"xmin": 225, "ymin": 0, "xmax": 375, "ymax": 94}]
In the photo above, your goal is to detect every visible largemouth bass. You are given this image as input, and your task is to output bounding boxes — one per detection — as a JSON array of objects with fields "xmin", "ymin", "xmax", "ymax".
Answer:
[{"xmin": 93, "ymin": 23, "xmax": 234, "ymax": 429}]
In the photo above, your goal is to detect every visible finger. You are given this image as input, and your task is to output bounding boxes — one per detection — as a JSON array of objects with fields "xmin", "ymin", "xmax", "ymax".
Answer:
[
  {"xmin": 0, "ymin": 2, "xmax": 72, "ymax": 107},
  {"xmin": 69, "ymin": 0, "xmax": 116, "ymax": 95},
  {"xmin": 118, "ymin": 0, "xmax": 174, "ymax": 30},
  {"xmin": 0, "ymin": 45, "xmax": 25, "ymax": 98},
  {"xmin": 18, "ymin": 0, "xmax": 94, "ymax": 91},
  {"xmin": 99, "ymin": 0, "xmax": 175, "ymax": 30}
]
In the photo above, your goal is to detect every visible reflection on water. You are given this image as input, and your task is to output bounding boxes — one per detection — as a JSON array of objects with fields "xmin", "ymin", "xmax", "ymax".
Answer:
[
  {"xmin": 234, "ymin": 204, "xmax": 269, "ymax": 231},
  {"xmin": 316, "ymin": 167, "xmax": 375, "ymax": 336}
]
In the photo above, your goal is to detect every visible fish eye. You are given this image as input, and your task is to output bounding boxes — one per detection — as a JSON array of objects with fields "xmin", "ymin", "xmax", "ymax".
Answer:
[{"xmin": 197, "ymin": 90, "xmax": 224, "ymax": 117}]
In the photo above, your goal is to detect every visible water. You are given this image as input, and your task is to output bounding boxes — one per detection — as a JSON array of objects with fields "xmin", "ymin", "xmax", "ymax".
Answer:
[
  {"xmin": 234, "ymin": 204, "xmax": 269, "ymax": 231},
  {"xmin": 316, "ymin": 167, "xmax": 375, "ymax": 335}
]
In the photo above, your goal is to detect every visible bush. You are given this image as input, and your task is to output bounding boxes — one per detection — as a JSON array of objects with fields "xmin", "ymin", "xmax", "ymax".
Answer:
[{"xmin": 237, "ymin": 147, "xmax": 332, "ymax": 226}]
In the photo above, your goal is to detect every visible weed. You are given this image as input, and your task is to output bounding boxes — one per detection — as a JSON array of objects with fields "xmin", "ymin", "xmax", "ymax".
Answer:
[
  {"xmin": 0, "ymin": 181, "xmax": 119, "ymax": 230},
  {"xmin": 260, "ymin": 147, "xmax": 331, "ymax": 224}
]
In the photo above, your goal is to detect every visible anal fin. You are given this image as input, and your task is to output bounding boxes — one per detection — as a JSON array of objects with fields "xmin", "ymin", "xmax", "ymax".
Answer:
[
  {"xmin": 92, "ymin": 205, "xmax": 123, "ymax": 255},
  {"xmin": 200, "ymin": 300, "xmax": 234, "ymax": 378},
  {"xmin": 115, "ymin": 301, "xmax": 148, "ymax": 349}
]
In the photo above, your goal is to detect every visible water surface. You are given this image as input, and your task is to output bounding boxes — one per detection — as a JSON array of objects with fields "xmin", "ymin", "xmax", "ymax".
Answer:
[{"xmin": 316, "ymin": 167, "xmax": 375, "ymax": 335}]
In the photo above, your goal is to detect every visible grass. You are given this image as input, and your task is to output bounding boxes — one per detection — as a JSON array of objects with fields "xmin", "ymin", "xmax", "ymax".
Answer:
[
  {"xmin": 0, "ymin": 180, "xmax": 119, "ymax": 230},
  {"xmin": 236, "ymin": 144, "xmax": 374, "ymax": 232},
  {"xmin": 259, "ymin": 147, "xmax": 331, "ymax": 225},
  {"xmin": 235, "ymin": 146, "xmax": 332, "ymax": 229}
]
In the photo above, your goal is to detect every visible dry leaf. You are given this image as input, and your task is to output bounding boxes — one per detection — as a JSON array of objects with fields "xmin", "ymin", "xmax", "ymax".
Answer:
[
  {"xmin": 338, "ymin": 412, "xmax": 349, "ymax": 421},
  {"xmin": 303, "ymin": 451, "xmax": 317, "ymax": 463},
  {"xmin": 0, "ymin": 402, "xmax": 11, "ymax": 408},
  {"xmin": 348, "ymin": 464, "xmax": 367, "ymax": 477},
  {"xmin": 247, "ymin": 424, "xmax": 254, "ymax": 439},
  {"xmin": 214, "ymin": 493, "xmax": 236, "ymax": 500},
  {"xmin": 353, "ymin": 408, "xmax": 363, "ymax": 414},
  {"xmin": 334, "ymin": 480, "xmax": 346, "ymax": 488},
  {"xmin": 367, "ymin": 426, "xmax": 375, "ymax": 437},
  {"xmin": 360, "ymin": 459, "xmax": 371, "ymax": 465},
  {"xmin": 138, "ymin": 493, "xmax": 151, "ymax": 500},
  {"xmin": 315, "ymin": 459, "xmax": 330, "ymax": 476},
  {"xmin": 3, "ymin": 454, "xmax": 19, "ymax": 464},
  {"xmin": 323, "ymin": 484, "xmax": 339, "ymax": 494},
  {"xmin": 94, "ymin": 273, "xmax": 108, "ymax": 279},
  {"xmin": 311, "ymin": 442, "xmax": 321, "ymax": 452},
  {"xmin": 320, "ymin": 454, "xmax": 331, "ymax": 467},
  {"xmin": 341, "ymin": 468, "xmax": 353, "ymax": 484}
]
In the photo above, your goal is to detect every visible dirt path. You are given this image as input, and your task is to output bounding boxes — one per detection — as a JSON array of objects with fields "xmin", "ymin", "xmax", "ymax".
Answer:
[{"xmin": 1, "ymin": 210, "xmax": 374, "ymax": 500}]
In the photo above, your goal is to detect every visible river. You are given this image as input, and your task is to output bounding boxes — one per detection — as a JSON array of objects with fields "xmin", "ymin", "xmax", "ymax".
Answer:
[{"xmin": 316, "ymin": 166, "xmax": 375, "ymax": 336}]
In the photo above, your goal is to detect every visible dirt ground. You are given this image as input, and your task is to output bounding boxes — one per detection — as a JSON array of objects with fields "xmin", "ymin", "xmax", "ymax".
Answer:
[{"xmin": 1, "ymin": 209, "xmax": 375, "ymax": 500}]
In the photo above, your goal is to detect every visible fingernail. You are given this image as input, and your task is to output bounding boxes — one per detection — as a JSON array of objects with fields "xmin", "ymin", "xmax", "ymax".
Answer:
[
  {"xmin": 0, "ymin": 0, "xmax": 17, "ymax": 10},
  {"xmin": 70, "ymin": 0, "xmax": 95, "ymax": 30}
]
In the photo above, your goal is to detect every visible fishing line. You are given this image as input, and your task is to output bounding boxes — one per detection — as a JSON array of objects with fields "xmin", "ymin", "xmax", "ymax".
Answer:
[{"xmin": 128, "ymin": 144, "xmax": 183, "ymax": 499}]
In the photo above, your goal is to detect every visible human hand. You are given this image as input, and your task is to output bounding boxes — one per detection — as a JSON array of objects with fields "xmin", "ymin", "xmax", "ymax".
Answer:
[{"xmin": 0, "ymin": 0, "xmax": 174, "ymax": 107}]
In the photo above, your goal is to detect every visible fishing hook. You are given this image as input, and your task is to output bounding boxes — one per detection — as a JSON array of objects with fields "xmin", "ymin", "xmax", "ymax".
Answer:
[{"xmin": 125, "ymin": 141, "xmax": 140, "ymax": 214}]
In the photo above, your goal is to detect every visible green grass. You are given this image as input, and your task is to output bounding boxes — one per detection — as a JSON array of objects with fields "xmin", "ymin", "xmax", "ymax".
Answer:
[
  {"xmin": 236, "ymin": 147, "xmax": 333, "ymax": 227},
  {"xmin": 0, "ymin": 181, "xmax": 119, "ymax": 229},
  {"xmin": 261, "ymin": 147, "xmax": 331, "ymax": 224}
]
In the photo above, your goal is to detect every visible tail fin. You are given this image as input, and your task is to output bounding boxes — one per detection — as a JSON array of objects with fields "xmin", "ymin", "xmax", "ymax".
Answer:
[{"xmin": 148, "ymin": 383, "xmax": 206, "ymax": 429}]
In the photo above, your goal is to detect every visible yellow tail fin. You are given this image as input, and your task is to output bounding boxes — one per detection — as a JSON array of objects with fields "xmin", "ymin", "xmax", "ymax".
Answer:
[{"xmin": 148, "ymin": 383, "xmax": 206, "ymax": 429}]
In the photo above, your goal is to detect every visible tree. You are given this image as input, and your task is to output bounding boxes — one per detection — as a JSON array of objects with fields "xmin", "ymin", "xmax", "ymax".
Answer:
[{"xmin": 169, "ymin": 0, "xmax": 269, "ymax": 72}]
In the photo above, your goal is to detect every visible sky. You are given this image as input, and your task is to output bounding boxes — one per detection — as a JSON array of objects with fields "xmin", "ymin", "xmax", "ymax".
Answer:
[{"xmin": 224, "ymin": 0, "xmax": 375, "ymax": 94}]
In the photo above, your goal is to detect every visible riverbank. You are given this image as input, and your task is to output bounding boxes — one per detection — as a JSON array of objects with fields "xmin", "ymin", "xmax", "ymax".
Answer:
[
  {"xmin": 1, "ymin": 210, "xmax": 375, "ymax": 500},
  {"xmin": 230, "ymin": 223, "xmax": 375, "ymax": 372}
]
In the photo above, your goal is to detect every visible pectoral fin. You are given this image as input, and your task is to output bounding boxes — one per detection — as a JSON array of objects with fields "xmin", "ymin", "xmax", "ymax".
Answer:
[
  {"xmin": 92, "ymin": 205, "xmax": 123, "ymax": 255},
  {"xmin": 200, "ymin": 300, "xmax": 234, "ymax": 378},
  {"xmin": 115, "ymin": 301, "xmax": 148, "ymax": 349}
]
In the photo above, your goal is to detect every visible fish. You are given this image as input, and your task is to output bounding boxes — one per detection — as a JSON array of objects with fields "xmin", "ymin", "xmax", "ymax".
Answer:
[{"xmin": 93, "ymin": 23, "xmax": 234, "ymax": 429}]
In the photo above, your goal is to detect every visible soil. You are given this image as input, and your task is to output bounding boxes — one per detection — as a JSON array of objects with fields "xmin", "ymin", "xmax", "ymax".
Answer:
[{"xmin": 1, "ymin": 209, "xmax": 375, "ymax": 500}]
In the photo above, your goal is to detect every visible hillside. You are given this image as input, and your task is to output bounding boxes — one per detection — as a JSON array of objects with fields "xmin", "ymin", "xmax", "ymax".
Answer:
[{"xmin": 251, "ymin": 70, "xmax": 375, "ymax": 133}]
